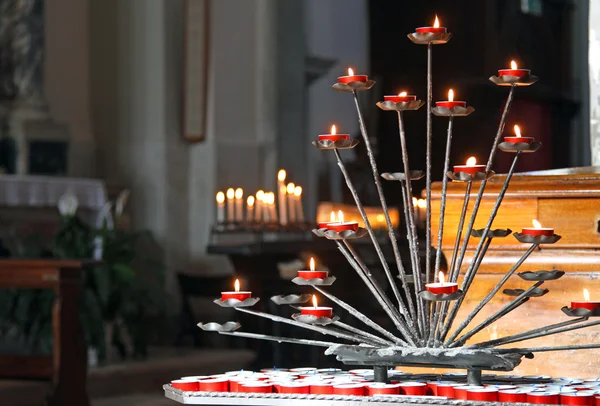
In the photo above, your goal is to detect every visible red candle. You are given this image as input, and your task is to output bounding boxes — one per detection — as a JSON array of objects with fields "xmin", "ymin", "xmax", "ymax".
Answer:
[
  {"xmin": 326, "ymin": 210, "xmax": 359, "ymax": 232},
  {"xmin": 504, "ymin": 124, "xmax": 534, "ymax": 144},
  {"xmin": 318, "ymin": 211, "xmax": 336, "ymax": 229},
  {"xmin": 467, "ymin": 387, "xmax": 498, "ymax": 402},
  {"xmin": 298, "ymin": 257, "xmax": 328, "ymax": 280},
  {"xmin": 399, "ymin": 382, "xmax": 427, "ymax": 396},
  {"xmin": 527, "ymin": 391, "xmax": 560, "ymax": 405},
  {"xmin": 171, "ymin": 379, "xmax": 200, "ymax": 391},
  {"xmin": 310, "ymin": 382, "xmax": 334, "ymax": 395},
  {"xmin": 199, "ymin": 377, "xmax": 229, "ymax": 392},
  {"xmin": 454, "ymin": 385, "xmax": 485, "ymax": 400},
  {"xmin": 415, "ymin": 15, "xmax": 447, "ymax": 34},
  {"xmin": 425, "ymin": 272, "xmax": 458, "ymax": 294},
  {"xmin": 561, "ymin": 392, "xmax": 596, "ymax": 406},
  {"xmin": 367, "ymin": 383, "xmax": 401, "ymax": 396},
  {"xmin": 571, "ymin": 288, "xmax": 600, "ymax": 311},
  {"xmin": 221, "ymin": 279, "xmax": 252, "ymax": 301},
  {"xmin": 453, "ymin": 156, "xmax": 486, "ymax": 175},
  {"xmin": 384, "ymin": 91, "xmax": 417, "ymax": 103},
  {"xmin": 498, "ymin": 389, "xmax": 529, "ymax": 403},
  {"xmin": 300, "ymin": 295, "xmax": 333, "ymax": 318},
  {"xmin": 333, "ymin": 383, "xmax": 366, "ymax": 396},
  {"xmin": 319, "ymin": 124, "xmax": 350, "ymax": 142},
  {"xmin": 521, "ymin": 219, "xmax": 554, "ymax": 237},
  {"xmin": 239, "ymin": 382, "xmax": 273, "ymax": 393},
  {"xmin": 278, "ymin": 382, "xmax": 310, "ymax": 394},
  {"xmin": 498, "ymin": 60, "xmax": 531, "ymax": 78},
  {"xmin": 337, "ymin": 67, "xmax": 368, "ymax": 84},
  {"xmin": 436, "ymin": 89, "xmax": 466, "ymax": 108}
]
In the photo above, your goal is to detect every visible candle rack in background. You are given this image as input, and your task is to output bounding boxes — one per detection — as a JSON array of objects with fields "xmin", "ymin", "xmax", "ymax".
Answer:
[{"xmin": 180, "ymin": 19, "xmax": 600, "ymax": 401}]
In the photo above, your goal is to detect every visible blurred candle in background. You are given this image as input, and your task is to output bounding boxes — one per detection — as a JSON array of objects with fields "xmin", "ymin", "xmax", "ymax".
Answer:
[
  {"xmin": 235, "ymin": 188, "xmax": 244, "ymax": 222},
  {"xmin": 226, "ymin": 188, "xmax": 235, "ymax": 222},
  {"xmin": 287, "ymin": 182, "xmax": 296, "ymax": 223},
  {"xmin": 246, "ymin": 195, "xmax": 255, "ymax": 222},
  {"xmin": 255, "ymin": 190, "xmax": 264, "ymax": 222},
  {"xmin": 278, "ymin": 170, "xmax": 287, "ymax": 225},
  {"xmin": 294, "ymin": 186, "xmax": 304, "ymax": 222},
  {"xmin": 216, "ymin": 191, "xmax": 225, "ymax": 223}
]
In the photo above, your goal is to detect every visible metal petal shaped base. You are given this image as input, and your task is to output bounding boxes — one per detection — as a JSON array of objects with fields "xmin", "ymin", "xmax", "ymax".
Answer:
[
  {"xmin": 312, "ymin": 228, "xmax": 368, "ymax": 240},
  {"xmin": 561, "ymin": 306, "xmax": 600, "ymax": 317},
  {"xmin": 407, "ymin": 32, "xmax": 453, "ymax": 45},
  {"xmin": 327, "ymin": 345, "xmax": 525, "ymax": 371},
  {"xmin": 518, "ymin": 270, "xmax": 565, "ymax": 281},
  {"xmin": 312, "ymin": 139, "xmax": 360, "ymax": 150},
  {"xmin": 418, "ymin": 290, "xmax": 464, "ymax": 302},
  {"xmin": 213, "ymin": 297, "xmax": 261, "ymax": 308},
  {"xmin": 432, "ymin": 106, "xmax": 475, "ymax": 117},
  {"xmin": 292, "ymin": 313, "xmax": 340, "ymax": 326},
  {"xmin": 381, "ymin": 170, "xmax": 425, "ymax": 181},
  {"xmin": 331, "ymin": 80, "xmax": 376, "ymax": 92},
  {"xmin": 271, "ymin": 294, "xmax": 312, "ymax": 305},
  {"xmin": 503, "ymin": 287, "xmax": 549, "ymax": 298},
  {"xmin": 376, "ymin": 100, "xmax": 424, "ymax": 111},
  {"xmin": 513, "ymin": 232, "xmax": 562, "ymax": 244},
  {"xmin": 470, "ymin": 228, "xmax": 512, "ymax": 238},
  {"xmin": 197, "ymin": 322, "xmax": 241, "ymax": 332},
  {"xmin": 489, "ymin": 75, "xmax": 539, "ymax": 87},
  {"xmin": 498, "ymin": 141, "xmax": 542, "ymax": 153},
  {"xmin": 446, "ymin": 170, "xmax": 495, "ymax": 182},
  {"xmin": 291, "ymin": 276, "xmax": 336, "ymax": 286}
]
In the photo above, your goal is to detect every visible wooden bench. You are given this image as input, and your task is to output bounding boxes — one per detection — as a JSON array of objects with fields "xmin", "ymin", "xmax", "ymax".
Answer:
[{"xmin": 0, "ymin": 260, "xmax": 88, "ymax": 406}]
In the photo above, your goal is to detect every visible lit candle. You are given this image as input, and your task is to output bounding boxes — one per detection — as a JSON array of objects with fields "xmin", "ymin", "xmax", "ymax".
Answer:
[
  {"xmin": 246, "ymin": 195, "xmax": 255, "ymax": 222},
  {"xmin": 326, "ymin": 210, "xmax": 358, "ymax": 232},
  {"xmin": 415, "ymin": 15, "xmax": 447, "ymax": 34},
  {"xmin": 453, "ymin": 156, "xmax": 486, "ymax": 175},
  {"xmin": 216, "ymin": 191, "xmax": 225, "ymax": 223},
  {"xmin": 226, "ymin": 188, "xmax": 235, "ymax": 222},
  {"xmin": 416, "ymin": 198, "xmax": 427, "ymax": 227},
  {"xmin": 337, "ymin": 67, "xmax": 368, "ymax": 84},
  {"xmin": 268, "ymin": 192, "xmax": 278, "ymax": 223},
  {"xmin": 498, "ymin": 60, "xmax": 530, "ymax": 78},
  {"xmin": 318, "ymin": 211, "xmax": 336, "ymax": 229},
  {"xmin": 384, "ymin": 91, "xmax": 417, "ymax": 103},
  {"xmin": 571, "ymin": 288, "xmax": 600, "ymax": 311},
  {"xmin": 301, "ymin": 295, "xmax": 333, "ymax": 318},
  {"xmin": 426, "ymin": 271, "xmax": 458, "ymax": 295},
  {"xmin": 298, "ymin": 257, "xmax": 328, "ymax": 280},
  {"xmin": 294, "ymin": 186, "xmax": 304, "ymax": 222},
  {"xmin": 521, "ymin": 219, "xmax": 554, "ymax": 237},
  {"xmin": 504, "ymin": 124, "xmax": 534, "ymax": 144},
  {"xmin": 436, "ymin": 89, "xmax": 466, "ymax": 109},
  {"xmin": 221, "ymin": 279, "xmax": 252, "ymax": 301},
  {"xmin": 318, "ymin": 124, "xmax": 349, "ymax": 142},
  {"xmin": 235, "ymin": 188, "xmax": 243, "ymax": 222},
  {"xmin": 255, "ymin": 190, "xmax": 264, "ymax": 222},
  {"xmin": 286, "ymin": 183, "xmax": 296, "ymax": 223},
  {"xmin": 278, "ymin": 170, "xmax": 287, "ymax": 225}
]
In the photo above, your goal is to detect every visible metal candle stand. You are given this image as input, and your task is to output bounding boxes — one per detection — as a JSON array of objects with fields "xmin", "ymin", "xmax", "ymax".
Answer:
[{"xmin": 190, "ymin": 26, "xmax": 600, "ymax": 398}]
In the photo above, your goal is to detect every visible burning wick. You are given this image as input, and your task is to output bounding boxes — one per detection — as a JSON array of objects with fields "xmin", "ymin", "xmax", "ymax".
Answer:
[
  {"xmin": 514, "ymin": 125, "xmax": 522, "ymax": 138},
  {"xmin": 448, "ymin": 89, "xmax": 454, "ymax": 102},
  {"xmin": 466, "ymin": 156, "xmax": 477, "ymax": 166},
  {"xmin": 434, "ymin": 15, "xmax": 440, "ymax": 28},
  {"xmin": 310, "ymin": 258, "xmax": 315, "ymax": 272},
  {"xmin": 312, "ymin": 295, "xmax": 318, "ymax": 309},
  {"xmin": 399, "ymin": 91, "xmax": 407, "ymax": 97},
  {"xmin": 338, "ymin": 210, "xmax": 344, "ymax": 224},
  {"xmin": 439, "ymin": 271, "xmax": 446, "ymax": 284},
  {"xmin": 331, "ymin": 125, "xmax": 336, "ymax": 135},
  {"xmin": 348, "ymin": 67, "xmax": 354, "ymax": 76},
  {"xmin": 521, "ymin": 219, "xmax": 554, "ymax": 237},
  {"xmin": 234, "ymin": 279, "xmax": 240, "ymax": 292},
  {"xmin": 511, "ymin": 60, "xmax": 518, "ymax": 70}
]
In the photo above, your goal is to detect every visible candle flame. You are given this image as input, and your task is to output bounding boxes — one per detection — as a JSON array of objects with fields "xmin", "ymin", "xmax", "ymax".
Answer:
[
  {"xmin": 278, "ymin": 169, "xmax": 287, "ymax": 182},
  {"xmin": 584, "ymin": 288, "xmax": 591, "ymax": 301},
  {"xmin": 268, "ymin": 192, "xmax": 276, "ymax": 205},
  {"xmin": 216, "ymin": 191, "xmax": 225, "ymax": 204},
  {"xmin": 417, "ymin": 199, "xmax": 427, "ymax": 209},
  {"xmin": 514, "ymin": 124, "xmax": 522, "ymax": 137},
  {"xmin": 532, "ymin": 219, "xmax": 543, "ymax": 229},
  {"xmin": 348, "ymin": 67, "xmax": 354, "ymax": 76},
  {"xmin": 439, "ymin": 271, "xmax": 446, "ymax": 284},
  {"xmin": 376, "ymin": 214, "xmax": 385, "ymax": 223},
  {"xmin": 338, "ymin": 210, "xmax": 344, "ymax": 223},
  {"xmin": 312, "ymin": 295, "xmax": 318, "ymax": 308},
  {"xmin": 310, "ymin": 257, "xmax": 315, "ymax": 272},
  {"xmin": 399, "ymin": 91, "xmax": 407, "ymax": 97},
  {"xmin": 466, "ymin": 156, "xmax": 477, "ymax": 166},
  {"xmin": 448, "ymin": 89, "xmax": 454, "ymax": 102},
  {"xmin": 434, "ymin": 15, "xmax": 440, "ymax": 28},
  {"xmin": 330, "ymin": 211, "xmax": 336, "ymax": 223},
  {"xmin": 247, "ymin": 195, "xmax": 255, "ymax": 207},
  {"xmin": 294, "ymin": 186, "xmax": 302, "ymax": 197},
  {"xmin": 234, "ymin": 279, "xmax": 240, "ymax": 292},
  {"xmin": 412, "ymin": 197, "xmax": 418, "ymax": 206},
  {"xmin": 287, "ymin": 182, "xmax": 296, "ymax": 194},
  {"xmin": 511, "ymin": 60, "xmax": 517, "ymax": 70},
  {"xmin": 331, "ymin": 124, "xmax": 337, "ymax": 135},
  {"xmin": 256, "ymin": 190, "xmax": 265, "ymax": 201},
  {"xmin": 226, "ymin": 188, "xmax": 235, "ymax": 199},
  {"xmin": 235, "ymin": 188, "xmax": 243, "ymax": 199}
]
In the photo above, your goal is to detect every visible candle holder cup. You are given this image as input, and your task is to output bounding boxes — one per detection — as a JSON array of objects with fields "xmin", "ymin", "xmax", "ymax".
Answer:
[
  {"xmin": 418, "ymin": 289, "xmax": 465, "ymax": 302},
  {"xmin": 291, "ymin": 276, "xmax": 336, "ymax": 286},
  {"xmin": 446, "ymin": 170, "xmax": 495, "ymax": 182},
  {"xmin": 432, "ymin": 106, "xmax": 475, "ymax": 117},
  {"xmin": 561, "ymin": 306, "xmax": 600, "ymax": 318},
  {"xmin": 376, "ymin": 100, "xmax": 424, "ymax": 112},
  {"xmin": 489, "ymin": 74, "xmax": 539, "ymax": 87},
  {"xmin": 331, "ymin": 80, "xmax": 376, "ymax": 93},
  {"xmin": 270, "ymin": 294, "xmax": 312, "ymax": 306},
  {"xmin": 381, "ymin": 171, "xmax": 425, "ymax": 181},
  {"xmin": 197, "ymin": 322, "xmax": 241, "ymax": 333},
  {"xmin": 498, "ymin": 141, "xmax": 543, "ymax": 153},
  {"xmin": 213, "ymin": 297, "xmax": 261, "ymax": 308},
  {"xmin": 470, "ymin": 228, "xmax": 512, "ymax": 238},
  {"xmin": 292, "ymin": 313, "xmax": 340, "ymax": 326},
  {"xmin": 503, "ymin": 287, "xmax": 549, "ymax": 298},
  {"xmin": 312, "ymin": 139, "xmax": 360, "ymax": 150},
  {"xmin": 513, "ymin": 232, "xmax": 562, "ymax": 245},
  {"xmin": 407, "ymin": 31, "xmax": 453, "ymax": 45},
  {"xmin": 518, "ymin": 270, "xmax": 565, "ymax": 281},
  {"xmin": 312, "ymin": 228, "xmax": 368, "ymax": 240}
]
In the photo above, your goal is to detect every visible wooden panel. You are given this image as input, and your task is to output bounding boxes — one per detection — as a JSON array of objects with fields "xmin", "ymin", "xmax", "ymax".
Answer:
[
  {"xmin": 538, "ymin": 197, "xmax": 600, "ymax": 249},
  {"xmin": 0, "ymin": 356, "xmax": 53, "ymax": 379},
  {"xmin": 0, "ymin": 267, "xmax": 58, "ymax": 289}
]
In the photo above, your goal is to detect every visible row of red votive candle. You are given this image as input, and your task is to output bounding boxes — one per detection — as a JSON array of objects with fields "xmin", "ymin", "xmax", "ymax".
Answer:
[{"xmin": 171, "ymin": 370, "xmax": 600, "ymax": 405}]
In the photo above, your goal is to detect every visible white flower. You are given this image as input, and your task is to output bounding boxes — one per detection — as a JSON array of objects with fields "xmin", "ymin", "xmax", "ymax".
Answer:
[
  {"xmin": 58, "ymin": 192, "xmax": 78, "ymax": 216},
  {"xmin": 115, "ymin": 189, "xmax": 130, "ymax": 219}
]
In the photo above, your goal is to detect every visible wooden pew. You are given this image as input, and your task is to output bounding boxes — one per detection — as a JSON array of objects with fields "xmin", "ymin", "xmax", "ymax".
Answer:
[{"xmin": 0, "ymin": 260, "xmax": 88, "ymax": 406}]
